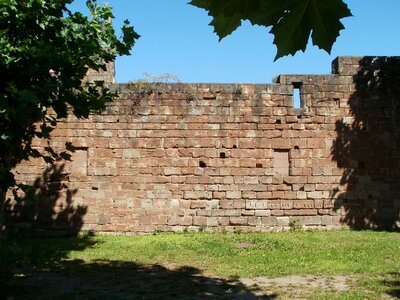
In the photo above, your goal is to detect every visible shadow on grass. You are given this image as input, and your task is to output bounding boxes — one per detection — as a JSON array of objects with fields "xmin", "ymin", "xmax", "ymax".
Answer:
[
  {"xmin": 0, "ymin": 236, "xmax": 276, "ymax": 300},
  {"xmin": 4, "ymin": 260, "xmax": 276, "ymax": 299},
  {"xmin": 381, "ymin": 272, "xmax": 400, "ymax": 299},
  {"xmin": 0, "ymin": 234, "xmax": 96, "ymax": 287}
]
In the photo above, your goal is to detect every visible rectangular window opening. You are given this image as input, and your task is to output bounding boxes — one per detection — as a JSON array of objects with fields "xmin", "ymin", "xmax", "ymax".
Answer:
[{"xmin": 293, "ymin": 83, "xmax": 302, "ymax": 109}]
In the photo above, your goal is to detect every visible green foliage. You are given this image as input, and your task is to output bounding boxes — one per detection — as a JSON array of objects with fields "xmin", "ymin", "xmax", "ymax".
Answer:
[
  {"xmin": 49, "ymin": 231, "xmax": 398, "ymax": 278},
  {"xmin": 0, "ymin": 0, "xmax": 139, "ymax": 192},
  {"xmin": 289, "ymin": 218, "xmax": 303, "ymax": 231},
  {"xmin": 1, "ymin": 231, "xmax": 399, "ymax": 298},
  {"xmin": 190, "ymin": 0, "xmax": 352, "ymax": 60}
]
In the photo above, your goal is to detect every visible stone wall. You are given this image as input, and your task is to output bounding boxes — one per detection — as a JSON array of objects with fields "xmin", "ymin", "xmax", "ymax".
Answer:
[{"xmin": 6, "ymin": 56, "xmax": 400, "ymax": 234}]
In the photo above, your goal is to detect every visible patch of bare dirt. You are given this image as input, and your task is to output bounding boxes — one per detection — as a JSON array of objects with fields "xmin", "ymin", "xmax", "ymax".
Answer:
[
  {"xmin": 241, "ymin": 274, "xmax": 351, "ymax": 292},
  {"xmin": 240, "ymin": 275, "xmax": 354, "ymax": 299}
]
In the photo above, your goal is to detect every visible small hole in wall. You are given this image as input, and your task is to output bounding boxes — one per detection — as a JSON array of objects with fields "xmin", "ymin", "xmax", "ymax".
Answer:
[
  {"xmin": 275, "ymin": 119, "xmax": 281, "ymax": 124},
  {"xmin": 293, "ymin": 82, "xmax": 302, "ymax": 109},
  {"xmin": 199, "ymin": 161, "xmax": 207, "ymax": 168},
  {"xmin": 233, "ymin": 145, "xmax": 237, "ymax": 149},
  {"xmin": 220, "ymin": 152, "xmax": 226, "ymax": 159},
  {"xmin": 294, "ymin": 146, "xmax": 300, "ymax": 150},
  {"xmin": 256, "ymin": 163, "xmax": 263, "ymax": 168}
]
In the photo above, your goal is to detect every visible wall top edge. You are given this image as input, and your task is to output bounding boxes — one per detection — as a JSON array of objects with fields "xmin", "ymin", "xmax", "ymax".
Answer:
[{"xmin": 105, "ymin": 56, "xmax": 399, "ymax": 88}]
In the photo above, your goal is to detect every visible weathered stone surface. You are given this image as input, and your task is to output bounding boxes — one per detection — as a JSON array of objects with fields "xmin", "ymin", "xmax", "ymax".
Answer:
[{"xmin": 7, "ymin": 56, "xmax": 400, "ymax": 233}]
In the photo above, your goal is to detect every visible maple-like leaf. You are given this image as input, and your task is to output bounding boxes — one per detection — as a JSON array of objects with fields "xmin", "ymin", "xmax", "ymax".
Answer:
[
  {"xmin": 189, "ymin": 0, "xmax": 352, "ymax": 60},
  {"xmin": 190, "ymin": 0, "xmax": 263, "ymax": 40}
]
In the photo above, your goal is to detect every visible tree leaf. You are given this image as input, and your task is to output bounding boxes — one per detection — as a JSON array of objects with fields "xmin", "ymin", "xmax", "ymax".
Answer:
[
  {"xmin": 209, "ymin": 13, "xmax": 242, "ymax": 41},
  {"xmin": 269, "ymin": 0, "xmax": 312, "ymax": 60},
  {"xmin": 190, "ymin": 0, "xmax": 352, "ymax": 60},
  {"xmin": 190, "ymin": 0, "xmax": 262, "ymax": 40},
  {"xmin": 308, "ymin": 0, "xmax": 352, "ymax": 53}
]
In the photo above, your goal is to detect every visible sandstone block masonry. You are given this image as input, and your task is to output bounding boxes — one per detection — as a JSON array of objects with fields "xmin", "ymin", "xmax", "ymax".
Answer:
[{"xmin": 7, "ymin": 56, "xmax": 400, "ymax": 233}]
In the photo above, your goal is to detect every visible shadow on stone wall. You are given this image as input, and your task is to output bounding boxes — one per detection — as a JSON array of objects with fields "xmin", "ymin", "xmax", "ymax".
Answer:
[
  {"xmin": 4, "ymin": 163, "xmax": 87, "ymax": 236},
  {"xmin": 332, "ymin": 57, "xmax": 400, "ymax": 229}
]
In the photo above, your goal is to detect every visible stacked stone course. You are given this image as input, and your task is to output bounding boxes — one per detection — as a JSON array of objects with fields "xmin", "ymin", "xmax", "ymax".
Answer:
[{"xmin": 8, "ymin": 56, "xmax": 400, "ymax": 233}]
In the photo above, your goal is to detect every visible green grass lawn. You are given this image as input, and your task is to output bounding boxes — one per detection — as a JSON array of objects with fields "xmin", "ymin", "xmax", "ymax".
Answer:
[{"xmin": 1, "ymin": 230, "xmax": 399, "ymax": 299}]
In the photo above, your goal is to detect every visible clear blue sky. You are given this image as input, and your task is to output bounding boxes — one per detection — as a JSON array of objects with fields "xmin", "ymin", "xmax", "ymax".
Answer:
[{"xmin": 69, "ymin": 0, "xmax": 400, "ymax": 83}]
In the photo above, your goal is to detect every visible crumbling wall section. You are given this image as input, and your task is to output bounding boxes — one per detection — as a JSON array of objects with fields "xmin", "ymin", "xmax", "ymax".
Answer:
[{"xmin": 7, "ymin": 56, "xmax": 400, "ymax": 233}]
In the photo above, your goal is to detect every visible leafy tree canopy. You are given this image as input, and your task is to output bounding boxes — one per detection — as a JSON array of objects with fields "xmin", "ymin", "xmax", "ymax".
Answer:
[
  {"xmin": 190, "ymin": 0, "xmax": 352, "ymax": 60},
  {"xmin": 0, "ymin": 0, "xmax": 139, "ymax": 193}
]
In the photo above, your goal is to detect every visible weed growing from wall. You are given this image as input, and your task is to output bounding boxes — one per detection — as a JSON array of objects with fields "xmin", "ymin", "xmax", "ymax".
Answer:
[{"xmin": 128, "ymin": 73, "xmax": 198, "ymax": 105}]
